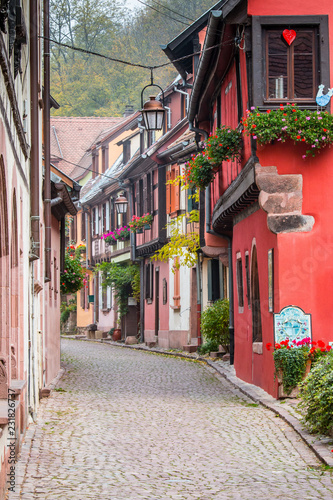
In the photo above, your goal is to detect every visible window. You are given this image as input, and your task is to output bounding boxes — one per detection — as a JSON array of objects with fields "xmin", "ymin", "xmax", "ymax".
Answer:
[
  {"xmin": 236, "ymin": 256, "xmax": 244, "ymax": 309},
  {"xmin": 245, "ymin": 253, "xmax": 251, "ymax": 307},
  {"xmin": 173, "ymin": 258, "xmax": 180, "ymax": 308},
  {"xmin": 252, "ymin": 16, "xmax": 329, "ymax": 108},
  {"xmin": 145, "ymin": 262, "xmax": 154, "ymax": 300},
  {"xmin": 102, "ymin": 203, "xmax": 107, "ymax": 234},
  {"xmin": 208, "ymin": 259, "xmax": 221, "ymax": 302}
]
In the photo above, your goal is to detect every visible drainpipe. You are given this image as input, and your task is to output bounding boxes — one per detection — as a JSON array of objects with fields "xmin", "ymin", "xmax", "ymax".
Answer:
[
  {"xmin": 189, "ymin": 121, "xmax": 208, "ymax": 146},
  {"xmin": 173, "ymin": 87, "xmax": 189, "ymax": 113},
  {"xmin": 196, "ymin": 251, "xmax": 202, "ymax": 347},
  {"xmin": 205, "ymin": 187, "xmax": 234, "ymax": 365},
  {"xmin": 43, "ymin": 0, "xmax": 51, "ymax": 281},
  {"xmin": 29, "ymin": 0, "xmax": 40, "ymax": 260}
]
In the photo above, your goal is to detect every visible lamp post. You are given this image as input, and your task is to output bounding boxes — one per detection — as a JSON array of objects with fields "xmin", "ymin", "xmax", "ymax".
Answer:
[{"xmin": 141, "ymin": 70, "xmax": 166, "ymax": 131}]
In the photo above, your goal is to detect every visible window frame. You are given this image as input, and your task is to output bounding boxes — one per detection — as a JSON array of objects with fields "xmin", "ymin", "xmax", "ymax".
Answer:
[{"xmin": 252, "ymin": 15, "xmax": 329, "ymax": 110}]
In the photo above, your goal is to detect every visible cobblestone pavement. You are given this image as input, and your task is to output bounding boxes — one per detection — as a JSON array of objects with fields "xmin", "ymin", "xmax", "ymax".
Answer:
[{"xmin": 8, "ymin": 339, "xmax": 333, "ymax": 499}]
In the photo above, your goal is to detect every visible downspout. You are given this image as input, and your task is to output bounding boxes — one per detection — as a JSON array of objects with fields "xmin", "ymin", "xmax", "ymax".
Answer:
[
  {"xmin": 196, "ymin": 251, "xmax": 202, "ymax": 347},
  {"xmin": 30, "ymin": 0, "xmax": 40, "ymax": 260},
  {"xmin": 43, "ymin": 0, "xmax": 51, "ymax": 281},
  {"xmin": 205, "ymin": 187, "xmax": 234, "ymax": 365}
]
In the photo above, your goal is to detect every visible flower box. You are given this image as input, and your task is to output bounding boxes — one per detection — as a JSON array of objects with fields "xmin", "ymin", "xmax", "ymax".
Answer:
[{"xmin": 129, "ymin": 213, "xmax": 153, "ymax": 232}]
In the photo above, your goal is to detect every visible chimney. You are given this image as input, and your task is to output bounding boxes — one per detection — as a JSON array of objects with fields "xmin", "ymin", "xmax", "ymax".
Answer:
[{"xmin": 123, "ymin": 104, "xmax": 134, "ymax": 117}]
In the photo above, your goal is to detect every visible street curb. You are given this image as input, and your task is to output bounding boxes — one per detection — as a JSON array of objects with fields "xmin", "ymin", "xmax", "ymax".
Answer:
[{"xmin": 61, "ymin": 335, "xmax": 333, "ymax": 467}]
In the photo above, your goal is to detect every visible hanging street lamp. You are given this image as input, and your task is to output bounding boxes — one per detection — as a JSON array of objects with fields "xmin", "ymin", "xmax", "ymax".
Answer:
[
  {"xmin": 141, "ymin": 69, "xmax": 166, "ymax": 131},
  {"xmin": 114, "ymin": 192, "xmax": 128, "ymax": 214}
]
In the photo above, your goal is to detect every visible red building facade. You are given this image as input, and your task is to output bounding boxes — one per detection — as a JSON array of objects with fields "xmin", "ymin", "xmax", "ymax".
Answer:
[{"xmin": 166, "ymin": 0, "xmax": 333, "ymax": 396}]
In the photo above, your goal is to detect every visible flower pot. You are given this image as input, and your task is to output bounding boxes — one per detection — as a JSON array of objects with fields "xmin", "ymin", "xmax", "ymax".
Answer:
[
  {"xmin": 136, "ymin": 228, "xmax": 143, "ymax": 234},
  {"xmin": 112, "ymin": 329, "xmax": 121, "ymax": 341},
  {"xmin": 277, "ymin": 359, "xmax": 312, "ymax": 399},
  {"xmin": 144, "ymin": 224, "xmax": 151, "ymax": 230}
]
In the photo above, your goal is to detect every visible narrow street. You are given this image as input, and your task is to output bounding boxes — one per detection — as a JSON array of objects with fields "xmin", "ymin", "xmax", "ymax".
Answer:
[{"xmin": 9, "ymin": 339, "xmax": 333, "ymax": 500}]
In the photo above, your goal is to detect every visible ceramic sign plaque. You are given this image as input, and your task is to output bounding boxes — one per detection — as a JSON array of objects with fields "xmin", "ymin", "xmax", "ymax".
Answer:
[{"xmin": 274, "ymin": 306, "xmax": 312, "ymax": 344}]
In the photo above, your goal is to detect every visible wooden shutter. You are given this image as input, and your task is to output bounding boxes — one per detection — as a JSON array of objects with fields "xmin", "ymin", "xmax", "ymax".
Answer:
[
  {"xmin": 107, "ymin": 286, "xmax": 112, "ymax": 309},
  {"xmin": 93, "ymin": 208, "xmax": 98, "ymax": 235},
  {"xmin": 166, "ymin": 170, "xmax": 171, "ymax": 214},
  {"xmin": 99, "ymin": 273, "xmax": 103, "ymax": 312},
  {"xmin": 174, "ymin": 165, "xmax": 180, "ymax": 211},
  {"xmin": 150, "ymin": 170, "xmax": 154, "ymax": 213},
  {"xmin": 105, "ymin": 202, "xmax": 110, "ymax": 231},
  {"xmin": 143, "ymin": 175, "xmax": 148, "ymax": 214},
  {"xmin": 207, "ymin": 259, "xmax": 213, "ymax": 302},
  {"xmin": 136, "ymin": 181, "xmax": 141, "ymax": 217},
  {"xmin": 173, "ymin": 258, "xmax": 180, "ymax": 307}
]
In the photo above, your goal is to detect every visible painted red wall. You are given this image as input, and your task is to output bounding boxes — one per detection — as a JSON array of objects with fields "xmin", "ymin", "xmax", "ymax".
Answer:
[
  {"xmin": 257, "ymin": 141, "xmax": 333, "ymax": 349},
  {"xmin": 233, "ymin": 209, "xmax": 278, "ymax": 396}
]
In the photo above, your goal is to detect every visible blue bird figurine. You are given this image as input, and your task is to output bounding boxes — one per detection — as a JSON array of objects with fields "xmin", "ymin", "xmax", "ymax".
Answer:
[{"xmin": 316, "ymin": 84, "xmax": 333, "ymax": 107}]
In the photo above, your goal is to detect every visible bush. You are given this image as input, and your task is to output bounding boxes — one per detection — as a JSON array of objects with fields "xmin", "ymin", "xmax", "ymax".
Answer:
[
  {"xmin": 201, "ymin": 299, "xmax": 229, "ymax": 348},
  {"xmin": 198, "ymin": 339, "xmax": 220, "ymax": 355},
  {"xmin": 299, "ymin": 352, "xmax": 333, "ymax": 435},
  {"xmin": 60, "ymin": 300, "xmax": 77, "ymax": 325}
]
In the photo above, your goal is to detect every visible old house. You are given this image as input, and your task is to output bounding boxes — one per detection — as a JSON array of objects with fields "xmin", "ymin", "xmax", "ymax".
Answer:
[{"xmin": 167, "ymin": 0, "xmax": 333, "ymax": 396}]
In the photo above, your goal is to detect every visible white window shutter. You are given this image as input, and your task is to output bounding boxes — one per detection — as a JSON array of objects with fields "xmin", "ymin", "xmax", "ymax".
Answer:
[
  {"xmin": 95, "ymin": 207, "xmax": 99, "ymax": 235},
  {"xmin": 99, "ymin": 273, "xmax": 103, "ymax": 310},
  {"xmin": 107, "ymin": 286, "xmax": 112, "ymax": 309},
  {"xmin": 106, "ymin": 202, "xmax": 110, "ymax": 231}
]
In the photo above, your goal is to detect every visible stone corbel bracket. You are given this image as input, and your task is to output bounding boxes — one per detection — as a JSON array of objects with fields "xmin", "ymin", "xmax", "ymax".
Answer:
[{"xmin": 255, "ymin": 164, "xmax": 315, "ymax": 234}]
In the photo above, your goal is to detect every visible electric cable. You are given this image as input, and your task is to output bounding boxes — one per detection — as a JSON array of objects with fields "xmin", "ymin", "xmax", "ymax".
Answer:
[
  {"xmin": 149, "ymin": 0, "xmax": 195, "ymax": 22},
  {"xmin": 136, "ymin": 0, "xmax": 190, "ymax": 26}
]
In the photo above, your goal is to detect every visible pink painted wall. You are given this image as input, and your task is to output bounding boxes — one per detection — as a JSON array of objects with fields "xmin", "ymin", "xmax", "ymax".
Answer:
[
  {"xmin": 44, "ymin": 216, "xmax": 61, "ymax": 385},
  {"xmin": 144, "ymin": 259, "xmax": 169, "ymax": 341}
]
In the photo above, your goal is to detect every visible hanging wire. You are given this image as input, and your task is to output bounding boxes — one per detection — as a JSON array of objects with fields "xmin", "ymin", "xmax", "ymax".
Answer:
[{"xmin": 137, "ymin": 0, "xmax": 190, "ymax": 26}]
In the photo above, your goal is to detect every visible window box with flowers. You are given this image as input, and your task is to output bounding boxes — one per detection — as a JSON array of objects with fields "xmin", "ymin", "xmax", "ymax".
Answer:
[
  {"xmin": 75, "ymin": 244, "xmax": 86, "ymax": 256},
  {"xmin": 129, "ymin": 214, "xmax": 153, "ymax": 233},
  {"xmin": 113, "ymin": 226, "xmax": 130, "ymax": 241},
  {"xmin": 101, "ymin": 232, "xmax": 118, "ymax": 245},
  {"xmin": 183, "ymin": 126, "xmax": 242, "ymax": 190},
  {"xmin": 243, "ymin": 103, "xmax": 333, "ymax": 158},
  {"xmin": 266, "ymin": 337, "xmax": 332, "ymax": 397},
  {"xmin": 60, "ymin": 249, "xmax": 85, "ymax": 295},
  {"xmin": 66, "ymin": 245, "xmax": 76, "ymax": 257}
]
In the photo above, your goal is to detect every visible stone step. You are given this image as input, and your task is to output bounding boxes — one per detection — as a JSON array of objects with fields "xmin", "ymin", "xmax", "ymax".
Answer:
[{"xmin": 183, "ymin": 345, "xmax": 197, "ymax": 353}]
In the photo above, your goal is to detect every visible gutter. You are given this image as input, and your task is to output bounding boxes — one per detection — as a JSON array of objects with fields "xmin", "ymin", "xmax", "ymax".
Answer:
[
  {"xmin": 43, "ymin": 0, "xmax": 51, "ymax": 281},
  {"xmin": 188, "ymin": 11, "xmax": 224, "ymax": 139},
  {"xmin": 29, "ymin": 0, "xmax": 40, "ymax": 261}
]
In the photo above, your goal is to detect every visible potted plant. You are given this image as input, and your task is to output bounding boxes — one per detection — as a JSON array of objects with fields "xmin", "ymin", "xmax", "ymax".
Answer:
[
  {"xmin": 242, "ymin": 103, "xmax": 333, "ymax": 158},
  {"xmin": 114, "ymin": 226, "xmax": 130, "ymax": 241},
  {"xmin": 205, "ymin": 125, "xmax": 242, "ymax": 167},
  {"xmin": 75, "ymin": 243, "xmax": 86, "ymax": 256},
  {"xmin": 129, "ymin": 213, "xmax": 153, "ymax": 233},
  {"xmin": 266, "ymin": 337, "xmax": 332, "ymax": 397},
  {"xmin": 183, "ymin": 152, "xmax": 216, "ymax": 190}
]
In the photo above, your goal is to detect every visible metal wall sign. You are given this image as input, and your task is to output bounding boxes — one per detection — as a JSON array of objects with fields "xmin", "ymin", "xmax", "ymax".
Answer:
[{"xmin": 274, "ymin": 306, "xmax": 312, "ymax": 344}]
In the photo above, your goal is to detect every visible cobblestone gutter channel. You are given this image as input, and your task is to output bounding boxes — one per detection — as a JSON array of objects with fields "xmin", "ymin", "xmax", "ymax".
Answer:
[{"xmin": 74, "ymin": 336, "xmax": 333, "ymax": 468}]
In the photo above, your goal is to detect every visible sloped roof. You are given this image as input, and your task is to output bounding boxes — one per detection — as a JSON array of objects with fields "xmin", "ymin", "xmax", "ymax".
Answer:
[{"xmin": 50, "ymin": 116, "xmax": 124, "ymax": 179}]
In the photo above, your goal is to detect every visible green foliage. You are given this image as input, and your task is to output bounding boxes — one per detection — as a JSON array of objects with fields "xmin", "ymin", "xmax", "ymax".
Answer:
[
  {"xmin": 201, "ymin": 299, "xmax": 229, "ymax": 348},
  {"xmin": 98, "ymin": 262, "xmax": 140, "ymax": 319},
  {"xmin": 50, "ymin": 0, "xmax": 217, "ymax": 116},
  {"xmin": 60, "ymin": 252, "xmax": 85, "ymax": 294},
  {"xmin": 198, "ymin": 339, "xmax": 220, "ymax": 355},
  {"xmin": 243, "ymin": 104, "xmax": 333, "ymax": 158},
  {"xmin": 205, "ymin": 126, "xmax": 242, "ymax": 165},
  {"xmin": 273, "ymin": 346, "xmax": 309, "ymax": 395},
  {"xmin": 60, "ymin": 299, "xmax": 77, "ymax": 324},
  {"xmin": 152, "ymin": 210, "xmax": 199, "ymax": 269},
  {"xmin": 299, "ymin": 352, "xmax": 333, "ymax": 435}
]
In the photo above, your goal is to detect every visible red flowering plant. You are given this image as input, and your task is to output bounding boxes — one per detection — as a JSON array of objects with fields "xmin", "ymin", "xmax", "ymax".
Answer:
[
  {"xmin": 183, "ymin": 152, "xmax": 216, "ymax": 191},
  {"xmin": 266, "ymin": 337, "xmax": 332, "ymax": 395},
  {"xmin": 243, "ymin": 103, "xmax": 333, "ymax": 158},
  {"xmin": 205, "ymin": 126, "xmax": 242, "ymax": 166},
  {"xmin": 128, "ymin": 213, "xmax": 153, "ymax": 232},
  {"xmin": 60, "ymin": 248, "xmax": 85, "ymax": 295},
  {"xmin": 66, "ymin": 244, "xmax": 76, "ymax": 256}
]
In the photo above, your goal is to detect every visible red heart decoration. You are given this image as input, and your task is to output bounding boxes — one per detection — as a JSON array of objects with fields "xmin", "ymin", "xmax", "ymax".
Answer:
[{"xmin": 283, "ymin": 29, "xmax": 296, "ymax": 46}]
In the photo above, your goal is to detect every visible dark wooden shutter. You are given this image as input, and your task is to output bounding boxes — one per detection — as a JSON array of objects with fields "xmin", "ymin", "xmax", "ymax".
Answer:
[
  {"xmin": 166, "ymin": 171, "xmax": 171, "ymax": 214},
  {"xmin": 143, "ymin": 175, "xmax": 148, "ymax": 214},
  {"xmin": 174, "ymin": 165, "xmax": 180, "ymax": 212}
]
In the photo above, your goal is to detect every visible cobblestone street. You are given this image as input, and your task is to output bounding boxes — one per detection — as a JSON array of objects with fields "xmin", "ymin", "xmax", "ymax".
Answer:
[{"xmin": 8, "ymin": 339, "xmax": 333, "ymax": 499}]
